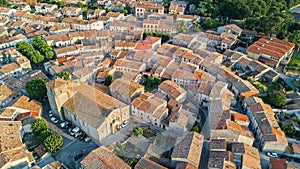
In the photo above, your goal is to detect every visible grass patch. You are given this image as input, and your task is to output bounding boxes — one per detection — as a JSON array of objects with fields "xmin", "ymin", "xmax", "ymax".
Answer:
[{"xmin": 286, "ymin": 52, "xmax": 300, "ymax": 73}]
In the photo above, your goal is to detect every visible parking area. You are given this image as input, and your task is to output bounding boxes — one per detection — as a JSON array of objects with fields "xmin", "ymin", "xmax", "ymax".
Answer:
[
  {"xmin": 53, "ymin": 139, "xmax": 98, "ymax": 169},
  {"xmin": 42, "ymin": 102, "xmax": 98, "ymax": 169}
]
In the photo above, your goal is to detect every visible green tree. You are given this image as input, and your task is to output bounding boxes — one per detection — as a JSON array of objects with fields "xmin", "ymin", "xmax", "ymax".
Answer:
[
  {"xmin": 55, "ymin": 71, "xmax": 72, "ymax": 80},
  {"xmin": 104, "ymin": 75, "xmax": 113, "ymax": 86},
  {"xmin": 32, "ymin": 36, "xmax": 54, "ymax": 60},
  {"xmin": 190, "ymin": 122, "xmax": 202, "ymax": 134},
  {"xmin": 43, "ymin": 133, "xmax": 64, "ymax": 153},
  {"xmin": 128, "ymin": 158, "xmax": 138, "ymax": 168},
  {"xmin": 0, "ymin": 0, "xmax": 8, "ymax": 6},
  {"xmin": 120, "ymin": 9, "xmax": 128, "ymax": 15},
  {"xmin": 17, "ymin": 41, "xmax": 44, "ymax": 64},
  {"xmin": 32, "ymin": 118, "xmax": 48, "ymax": 133},
  {"xmin": 268, "ymin": 92, "xmax": 287, "ymax": 107},
  {"xmin": 77, "ymin": 2, "xmax": 83, "ymax": 8},
  {"xmin": 57, "ymin": 1, "xmax": 66, "ymax": 8},
  {"xmin": 200, "ymin": 17, "xmax": 220, "ymax": 30},
  {"xmin": 25, "ymin": 78, "xmax": 48, "ymax": 99},
  {"xmin": 145, "ymin": 76, "xmax": 160, "ymax": 91},
  {"xmin": 178, "ymin": 21, "xmax": 188, "ymax": 33},
  {"xmin": 132, "ymin": 127, "xmax": 143, "ymax": 136},
  {"xmin": 38, "ymin": 130, "xmax": 52, "ymax": 143},
  {"xmin": 283, "ymin": 125, "xmax": 296, "ymax": 137}
]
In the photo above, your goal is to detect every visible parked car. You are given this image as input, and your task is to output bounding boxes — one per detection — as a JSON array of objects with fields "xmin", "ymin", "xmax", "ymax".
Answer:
[
  {"xmin": 49, "ymin": 110, "xmax": 53, "ymax": 117},
  {"xmin": 267, "ymin": 152, "xmax": 278, "ymax": 158},
  {"xmin": 70, "ymin": 127, "xmax": 80, "ymax": 136},
  {"xmin": 121, "ymin": 120, "xmax": 129, "ymax": 128},
  {"xmin": 65, "ymin": 123, "xmax": 72, "ymax": 129},
  {"xmin": 84, "ymin": 137, "xmax": 91, "ymax": 142},
  {"xmin": 60, "ymin": 121, "xmax": 69, "ymax": 128},
  {"xmin": 79, "ymin": 133, "xmax": 87, "ymax": 140},
  {"xmin": 74, "ymin": 130, "xmax": 83, "ymax": 138},
  {"xmin": 50, "ymin": 117, "xmax": 58, "ymax": 124}
]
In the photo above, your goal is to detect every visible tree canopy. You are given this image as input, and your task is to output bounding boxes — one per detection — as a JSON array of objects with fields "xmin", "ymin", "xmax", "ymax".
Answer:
[
  {"xmin": 283, "ymin": 125, "xmax": 296, "ymax": 137},
  {"xmin": 145, "ymin": 76, "xmax": 160, "ymax": 92},
  {"xmin": 55, "ymin": 71, "xmax": 72, "ymax": 80},
  {"xmin": 178, "ymin": 21, "xmax": 188, "ymax": 33},
  {"xmin": 17, "ymin": 41, "xmax": 44, "ymax": 64},
  {"xmin": 32, "ymin": 118, "xmax": 48, "ymax": 133},
  {"xmin": 190, "ymin": 122, "xmax": 202, "ymax": 134},
  {"xmin": 132, "ymin": 127, "xmax": 143, "ymax": 136},
  {"xmin": 32, "ymin": 36, "xmax": 54, "ymax": 60},
  {"xmin": 43, "ymin": 133, "xmax": 64, "ymax": 153},
  {"xmin": 104, "ymin": 75, "xmax": 113, "ymax": 86},
  {"xmin": 25, "ymin": 78, "xmax": 48, "ymax": 99},
  {"xmin": 38, "ymin": 129, "xmax": 52, "ymax": 143},
  {"xmin": 190, "ymin": 0, "xmax": 300, "ymax": 19},
  {"xmin": 265, "ymin": 92, "xmax": 287, "ymax": 107}
]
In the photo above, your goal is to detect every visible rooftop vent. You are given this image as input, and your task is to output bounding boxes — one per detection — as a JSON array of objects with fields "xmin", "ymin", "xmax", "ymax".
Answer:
[
  {"xmin": 266, "ymin": 41, "xmax": 269, "ymax": 44},
  {"xmin": 261, "ymin": 44, "xmax": 264, "ymax": 47}
]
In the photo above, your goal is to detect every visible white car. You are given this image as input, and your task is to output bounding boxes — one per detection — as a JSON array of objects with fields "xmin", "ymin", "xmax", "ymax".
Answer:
[
  {"xmin": 267, "ymin": 152, "xmax": 278, "ymax": 158},
  {"xmin": 121, "ymin": 120, "xmax": 129, "ymax": 128},
  {"xmin": 70, "ymin": 127, "xmax": 80, "ymax": 136},
  {"xmin": 50, "ymin": 117, "xmax": 58, "ymax": 124},
  {"xmin": 60, "ymin": 121, "xmax": 69, "ymax": 128},
  {"xmin": 49, "ymin": 110, "xmax": 53, "ymax": 117}
]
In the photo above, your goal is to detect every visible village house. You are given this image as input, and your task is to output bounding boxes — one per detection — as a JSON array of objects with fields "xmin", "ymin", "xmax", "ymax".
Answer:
[
  {"xmin": 72, "ymin": 67, "xmax": 93, "ymax": 82},
  {"xmin": 0, "ymin": 7, "xmax": 15, "ymax": 18},
  {"xmin": 246, "ymin": 36, "xmax": 295, "ymax": 68},
  {"xmin": 142, "ymin": 19, "xmax": 178, "ymax": 36},
  {"xmin": 109, "ymin": 78, "xmax": 144, "ymax": 104},
  {"xmin": 158, "ymin": 80, "xmax": 187, "ymax": 103},
  {"xmin": 54, "ymin": 46, "xmax": 79, "ymax": 58},
  {"xmin": 177, "ymin": 14, "xmax": 199, "ymax": 25},
  {"xmin": 61, "ymin": 17, "xmax": 104, "ymax": 31},
  {"xmin": 45, "ymin": 34, "xmax": 71, "ymax": 47},
  {"xmin": 0, "ymin": 34, "xmax": 27, "ymax": 50},
  {"xmin": 0, "ymin": 62, "xmax": 23, "ymax": 79},
  {"xmin": 231, "ymin": 142, "xmax": 261, "ymax": 169},
  {"xmin": 217, "ymin": 24, "xmax": 243, "ymax": 36},
  {"xmin": 131, "ymin": 92, "xmax": 168, "ymax": 128},
  {"xmin": 114, "ymin": 58, "xmax": 146, "ymax": 73},
  {"xmin": 169, "ymin": 3, "xmax": 185, "ymax": 15},
  {"xmin": 0, "ymin": 121, "xmax": 34, "ymax": 168},
  {"xmin": 171, "ymin": 132, "xmax": 204, "ymax": 168},
  {"xmin": 135, "ymin": 157, "xmax": 168, "ymax": 169},
  {"xmin": 106, "ymin": 12, "xmax": 125, "ymax": 21},
  {"xmin": 134, "ymin": 36, "xmax": 161, "ymax": 51},
  {"xmin": 243, "ymin": 96, "xmax": 288, "ymax": 154},
  {"xmin": 109, "ymin": 20, "xmax": 143, "ymax": 33},
  {"xmin": 114, "ymin": 40, "xmax": 136, "ymax": 51},
  {"xmin": 172, "ymin": 33, "xmax": 197, "ymax": 48},
  {"xmin": 135, "ymin": 4, "xmax": 164, "ymax": 18},
  {"xmin": 62, "ymin": 7, "xmax": 81, "ymax": 17},
  {"xmin": 81, "ymin": 146, "xmax": 131, "ymax": 169},
  {"xmin": 0, "ymin": 83, "xmax": 19, "ymax": 108}
]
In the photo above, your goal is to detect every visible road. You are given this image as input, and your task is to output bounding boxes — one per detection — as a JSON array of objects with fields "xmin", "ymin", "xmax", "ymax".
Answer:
[{"xmin": 199, "ymin": 141, "xmax": 209, "ymax": 169}]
